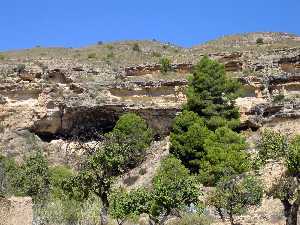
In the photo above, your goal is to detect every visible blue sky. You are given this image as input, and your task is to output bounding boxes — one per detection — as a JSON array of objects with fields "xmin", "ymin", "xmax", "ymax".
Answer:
[{"xmin": 0, "ymin": 0, "xmax": 299, "ymax": 51}]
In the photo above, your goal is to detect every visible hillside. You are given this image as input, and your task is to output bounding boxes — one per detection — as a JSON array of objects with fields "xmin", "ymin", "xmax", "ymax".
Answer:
[{"xmin": 0, "ymin": 32, "xmax": 300, "ymax": 225}]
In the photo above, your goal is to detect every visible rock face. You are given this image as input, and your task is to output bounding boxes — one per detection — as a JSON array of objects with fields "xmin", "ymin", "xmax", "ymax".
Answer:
[
  {"xmin": 0, "ymin": 33, "xmax": 300, "ymax": 164},
  {"xmin": 0, "ymin": 197, "xmax": 32, "ymax": 225}
]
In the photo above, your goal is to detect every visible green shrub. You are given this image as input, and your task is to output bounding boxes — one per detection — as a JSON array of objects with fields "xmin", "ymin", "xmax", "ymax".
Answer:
[
  {"xmin": 159, "ymin": 57, "xmax": 172, "ymax": 73},
  {"xmin": 49, "ymin": 165, "xmax": 73, "ymax": 199},
  {"xmin": 132, "ymin": 43, "xmax": 141, "ymax": 52},
  {"xmin": 286, "ymin": 135, "xmax": 300, "ymax": 176},
  {"xmin": 256, "ymin": 38, "xmax": 264, "ymax": 45},
  {"xmin": 257, "ymin": 129, "xmax": 287, "ymax": 162},
  {"xmin": 0, "ymin": 54, "xmax": 5, "ymax": 60},
  {"xmin": 151, "ymin": 51, "xmax": 162, "ymax": 58},
  {"xmin": 273, "ymin": 93, "xmax": 285, "ymax": 103},
  {"xmin": 151, "ymin": 157, "xmax": 201, "ymax": 218},
  {"xmin": 209, "ymin": 175, "xmax": 263, "ymax": 225}
]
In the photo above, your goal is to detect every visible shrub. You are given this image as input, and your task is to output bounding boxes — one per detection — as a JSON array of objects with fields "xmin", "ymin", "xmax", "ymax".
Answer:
[
  {"xmin": 256, "ymin": 38, "xmax": 264, "ymax": 45},
  {"xmin": 16, "ymin": 151, "xmax": 50, "ymax": 202},
  {"xmin": 49, "ymin": 165, "xmax": 73, "ymax": 199},
  {"xmin": 132, "ymin": 43, "xmax": 141, "ymax": 52},
  {"xmin": 151, "ymin": 157, "xmax": 201, "ymax": 219},
  {"xmin": 151, "ymin": 51, "xmax": 162, "ymax": 58},
  {"xmin": 88, "ymin": 53, "xmax": 97, "ymax": 59},
  {"xmin": 109, "ymin": 188, "xmax": 152, "ymax": 223},
  {"xmin": 209, "ymin": 175, "xmax": 263, "ymax": 225},
  {"xmin": 257, "ymin": 129, "xmax": 287, "ymax": 162},
  {"xmin": 159, "ymin": 57, "xmax": 172, "ymax": 73},
  {"xmin": 0, "ymin": 54, "xmax": 5, "ymax": 60},
  {"xmin": 286, "ymin": 135, "xmax": 300, "ymax": 176},
  {"xmin": 15, "ymin": 64, "xmax": 26, "ymax": 74},
  {"xmin": 273, "ymin": 93, "xmax": 285, "ymax": 102}
]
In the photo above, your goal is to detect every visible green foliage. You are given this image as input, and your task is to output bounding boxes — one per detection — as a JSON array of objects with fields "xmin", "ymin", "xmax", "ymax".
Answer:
[
  {"xmin": 257, "ymin": 129, "xmax": 287, "ymax": 162},
  {"xmin": 109, "ymin": 188, "xmax": 152, "ymax": 222},
  {"xmin": 0, "ymin": 155, "xmax": 18, "ymax": 196},
  {"xmin": 286, "ymin": 135, "xmax": 300, "ymax": 176},
  {"xmin": 170, "ymin": 111, "xmax": 212, "ymax": 172},
  {"xmin": 185, "ymin": 56, "xmax": 240, "ymax": 130},
  {"xmin": 256, "ymin": 38, "xmax": 264, "ymax": 45},
  {"xmin": 16, "ymin": 151, "xmax": 50, "ymax": 202},
  {"xmin": 15, "ymin": 64, "xmax": 26, "ymax": 74},
  {"xmin": 132, "ymin": 43, "xmax": 141, "ymax": 52},
  {"xmin": 273, "ymin": 93, "xmax": 285, "ymax": 103},
  {"xmin": 159, "ymin": 57, "xmax": 172, "ymax": 73},
  {"xmin": 0, "ymin": 54, "xmax": 5, "ymax": 60},
  {"xmin": 62, "ymin": 113, "xmax": 153, "ymax": 216},
  {"xmin": 209, "ymin": 175, "xmax": 263, "ymax": 225},
  {"xmin": 151, "ymin": 157, "xmax": 200, "ymax": 216},
  {"xmin": 108, "ymin": 157, "xmax": 201, "ymax": 224},
  {"xmin": 199, "ymin": 127, "xmax": 250, "ymax": 185},
  {"xmin": 49, "ymin": 165, "xmax": 73, "ymax": 199}
]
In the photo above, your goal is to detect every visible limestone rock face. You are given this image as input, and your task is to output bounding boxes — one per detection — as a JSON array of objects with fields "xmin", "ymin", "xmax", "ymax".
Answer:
[
  {"xmin": 0, "ymin": 33, "xmax": 300, "ymax": 164},
  {"xmin": 0, "ymin": 197, "xmax": 32, "ymax": 225}
]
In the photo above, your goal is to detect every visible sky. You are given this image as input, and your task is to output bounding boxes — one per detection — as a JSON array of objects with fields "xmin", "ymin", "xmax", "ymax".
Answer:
[{"xmin": 0, "ymin": 0, "xmax": 299, "ymax": 51}]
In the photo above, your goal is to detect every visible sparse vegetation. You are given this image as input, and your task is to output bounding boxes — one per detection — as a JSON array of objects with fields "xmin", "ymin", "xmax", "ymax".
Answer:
[
  {"xmin": 209, "ymin": 175, "xmax": 263, "ymax": 225},
  {"xmin": 159, "ymin": 57, "xmax": 172, "ymax": 73},
  {"xmin": 256, "ymin": 37, "xmax": 264, "ymax": 45},
  {"xmin": 132, "ymin": 43, "xmax": 141, "ymax": 52}
]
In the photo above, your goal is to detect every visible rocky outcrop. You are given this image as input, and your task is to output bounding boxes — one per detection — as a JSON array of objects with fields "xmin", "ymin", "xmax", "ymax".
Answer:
[{"xmin": 0, "ymin": 197, "xmax": 32, "ymax": 225}]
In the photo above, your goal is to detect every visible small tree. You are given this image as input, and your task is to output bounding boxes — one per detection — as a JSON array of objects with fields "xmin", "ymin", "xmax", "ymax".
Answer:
[
  {"xmin": 109, "ymin": 188, "xmax": 152, "ymax": 225},
  {"xmin": 17, "ymin": 151, "xmax": 50, "ymax": 202},
  {"xmin": 256, "ymin": 38, "xmax": 264, "ymax": 45},
  {"xmin": 185, "ymin": 56, "xmax": 240, "ymax": 130},
  {"xmin": 209, "ymin": 175, "xmax": 263, "ymax": 225},
  {"xmin": 108, "ymin": 157, "xmax": 201, "ymax": 225},
  {"xmin": 62, "ymin": 113, "xmax": 153, "ymax": 225},
  {"xmin": 257, "ymin": 129, "xmax": 287, "ymax": 162},
  {"xmin": 159, "ymin": 57, "xmax": 172, "ymax": 74},
  {"xmin": 132, "ymin": 43, "xmax": 141, "ymax": 52},
  {"xmin": 268, "ymin": 135, "xmax": 300, "ymax": 225},
  {"xmin": 199, "ymin": 127, "xmax": 250, "ymax": 185},
  {"xmin": 150, "ymin": 157, "xmax": 201, "ymax": 223}
]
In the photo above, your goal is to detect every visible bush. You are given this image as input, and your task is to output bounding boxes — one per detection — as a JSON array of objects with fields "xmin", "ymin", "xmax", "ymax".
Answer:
[
  {"xmin": 49, "ymin": 165, "xmax": 73, "ymax": 199},
  {"xmin": 256, "ymin": 38, "xmax": 264, "ymax": 45},
  {"xmin": 16, "ymin": 151, "xmax": 50, "ymax": 202},
  {"xmin": 0, "ymin": 54, "xmax": 5, "ymax": 60},
  {"xmin": 151, "ymin": 157, "xmax": 200, "ymax": 218},
  {"xmin": 209, "ymin": 175, "xmax": 263, "ymax": 225},
  {"xmin": 109, "ymin": 188, "xmax": 152, "ymax": 223},
  {"xmin": 15, "ymin": 64, "xmax": 26, "ymax": 74},
  {"xmin": 257, "ymin": 129, "xmax": 287, "ymax": 162},
  {"xmin": 286, "ymin": 135, "xmax": 300, "ymax": 176},
  {"xmin": 159, "ymin": 57, "xmax": 172, "ymax": 73},
  {"xmin": 132, "ymin": 43, "xmax": 141, "ymax": 52}
]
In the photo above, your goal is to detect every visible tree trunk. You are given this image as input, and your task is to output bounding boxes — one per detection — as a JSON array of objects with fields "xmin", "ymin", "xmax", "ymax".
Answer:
[
  {"xmin": 229, "ymin": 212, "xmax": 235, "ymax": 225},
  {"xmin": 100, "ymin": 195, "xmax": 109, "ymax": 225},
  {"xmin": 217, "ymin": 207, "xmax": 225, "ymax": 222},
  {"xmin": 286, "ymin": 203, "xmax": 299, "ymax": 225}
]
